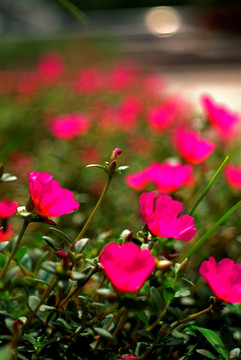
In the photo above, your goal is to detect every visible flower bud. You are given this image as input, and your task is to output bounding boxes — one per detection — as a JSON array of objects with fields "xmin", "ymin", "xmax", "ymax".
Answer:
[
  {"xmin": 111, "ymin": 147, "xmax": 122, "ymax": 161},
  {"xmin": 157, "ymin": 259, "xmax": 173, "ymax": 271}
]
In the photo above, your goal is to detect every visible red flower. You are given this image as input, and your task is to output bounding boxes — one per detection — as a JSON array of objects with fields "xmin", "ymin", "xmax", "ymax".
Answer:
[
  {"xmin": 224, "ymin": 164, "xmax": 241, "ymax": 190},
  {"xmin": 28, "ymin": 171, "xmax": 79, "ymax": 218},
  {"xmin": 200, "ymin": 257, "xmax": 241, "ymax": 303},
  {"xmin": 0, "ymin": 199, "xmax": 18, "ymax": 218},
  {"xmin": 99, "ymin": 242, "xmax": 156, "ymax": 293},
  {"xmin": 173, "ymin": 129, "xmax": 215, "ymax": 164},
  {"xmin": 139, "ymin": 192, "xmax": 196, "ymax": 241}
]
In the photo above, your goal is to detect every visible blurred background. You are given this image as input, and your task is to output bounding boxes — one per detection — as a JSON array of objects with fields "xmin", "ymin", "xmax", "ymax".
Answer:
[{"xmin": 0, "ymin": 0, "xmax": 240, "ymax": 110}]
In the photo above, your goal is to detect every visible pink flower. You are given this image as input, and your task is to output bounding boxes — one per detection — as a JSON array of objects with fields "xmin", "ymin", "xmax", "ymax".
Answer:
[
  {"xmin": 75, "ymin": 67, "xmax": 104, "ymax": 93},
  {"xmin": 99, "ymin": 242, "xmax": 156, "ymax": 293},
  {"xmin": 224, "ymin": 164, "xmax": 241, "ymax": 190},
  {"xmin": 147, "ymin": 97, "xmax": 188, "ymax": 132},
  {"xmin": 107, "ymin": 63, "xmax": 138, "ymax": 92},
  {"xmin": 199, "ymin": 257, "xmax": 241, "ymax": 303},
  {"xmin": 139, "ymin": 192, "xmax": 196, "ymax": 241},
  {"xmin": 0, "ymin": 200, "xmax": 18, "ymax": 218},
  {"xmin": 28, "ymin": 171, "xmax": 79, "ymax": 218},
  {"xmin": 48, "ymin": 113, "xmax": 90, "ymax": 140},
  {"xmin": 126, "ymin": 161, "xmax": 193, "ymax": 194},
  {"xmin": 122, "ymin": 355, "xmax": 138, "ymax": 360},
  {"xmin": 37, "ymin": 52, "xmax": 64, "ymax": 85},
  {"xmin": 173, "ymin": 129, "xmax": 216, "ymax": 164},
  {"xmin": 201, "ymin": 94, "xmax": 240, "ymax": 139},
  {"xmin": 0, "ymin": 225, "xmax": 14, "ymax": 242}
]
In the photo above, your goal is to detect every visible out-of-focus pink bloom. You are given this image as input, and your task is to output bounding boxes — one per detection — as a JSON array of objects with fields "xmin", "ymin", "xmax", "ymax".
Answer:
[
  {"xmin": 201, "ymin": 94, "xmax": 240, "ymax": 139},
  {"xmin": 37, "ymin": 52, "xmax": 64, "ymax": 85},
  {"xmin": 8, "ymin": 150, "xmax": 34, "ymax": 175},
  {"xmin": 126, "ymin": 161, "xmax": 193, "ymax": 194},
  {"xmin": 100, "ymin": 96, "xmax": 141, "ymax": 131},
  {"xmin": 224, "ymin": 164, "xmax": 241, "ymax": 190},
  {"xmin": 107, "ymin": 63, "xmax": 138, "ymax": 92},
  {"xmin": 28, "ymin": 171, "xmax": 79, "ymax": 218},
  {"xmin": 173, "ymin": 129, "xmax": 216, "ymax": 164},
  {"xmin": 48, "ymin": 113, "xmax": 90, "ymax": 140},
  {"xmin": 139, "ymin": 192, "xmax": 196, "ymax": 241},
  {"xmin": 122, "ymin": 355, "xmax": 138, "ymax": 360},
  {"xmin": 81, "ymin": 147, "xmax": 100, "ymax": 166},
  {"xmin": 141, "ymin": 74, "xmax": 165, "ymax": 97},
  {"xmin": 99, "ymin": 242, "xmax": 156, "ymax": 293},
  {"xmin": 125, "ymin": 168, "xmax": 150, "ymax": 191},
  {"xmin": 147, "ymin": 97, "xmax": 188, "ymax": 132},
  {"xmin": 200, "ymin": 257, "xmax": 241, "ymax": 303},
  {"xmin": 16, "ymin": 72, "xmax": 40, "ymax": 96},
  {"xmin": 127, "ymin": 136, "xmax": 154, "ymax": 155},
  {"xmin": 75, "ymin": 67, "xmax": 104, "ymax": 93},
  {"xmin": 0, "ymin": 225, "xmax": 14, "ymax": 242},
  {"xmin": 0, "ymin": 200, "xmax": 18, "ymax": 218}
]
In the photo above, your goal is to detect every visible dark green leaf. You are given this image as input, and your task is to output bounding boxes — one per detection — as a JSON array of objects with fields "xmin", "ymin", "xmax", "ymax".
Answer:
[
  {"xmin": 136, "ymin": 329, "xmax": 155, "ymax": 340},
  {"xmin": 41, "ymin": 261, "xmax": 56, "ymax": 274},
  {"xmin": 25, "ymin": 277, "xmax": 54, "ymax": 288},
  {"xmin": 13, "ymin": 246, "xmax": 28, "ymax": 262},
  {"xmin": 186, "ymin": 325, "xmax": 228, "ymax": 359},
  {"xmin": 196, "ymin": 349, "xmax": 217, "ymax": 359},
  {"xmin": 220, "ymin": 325, "xmax": 233, "ymax": 350},
  {"xmin": 93, "ymin": 327, "xmax": 117, "ymax": 343},
  {"xmin": 42, "ymin": 236, "xmax": 58, "ymax": 250},
  {"xmin": 104, "ymin": 352, "xmax": 119, "ymax": 360},
  {"xmin": 150, "ymin": 286, "xmax": 162, "ymax": 311},
  {"xmin": 28, "ymin": 296, "xmax": 39, "ymax": 312},
  {"xmin": 163, "ymin": 287, "xmax": 175, "ymax": 302},
  {"xmin": 136, "ymin": 310, "xmax": 149, "ymax": 328}
]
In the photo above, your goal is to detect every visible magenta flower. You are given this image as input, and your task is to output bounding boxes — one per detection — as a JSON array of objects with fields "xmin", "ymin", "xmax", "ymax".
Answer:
[
  {"xmin": 28, "ymin": 171, "xmax": 79, "ymax": 218},
  {"xmin": 0, "ymin": 225, "xmax": 14, "ymax": 242},
  {"xmin": 147, "ymin": 96, "xmax": 188, "ymax": 132},
  {"xmin": 173, "ymin": 129, "xmax": 215, "ymax": 165},
  {"xmin": 224, "ymin": 164, "xmax": 241, "ymax": 190},
  {"xmin": 199, "ymin": 257, "xmax": 241, "ymax": 303},
  {"xmin": 48, "ymin": 113, "xmax": 90, "ymax": 140},
  {"xmin": 37, "ymin": 52, "xmax": 64, "ymax": 85},
  {"xmin": 0, "ymin": 199, "xmax": 18, "ymax": 218},
  {"xmin": 126, "ymin": 161, "xmax": 193, "ymax": 194},
  {"xmin": 75, "ymin": 67, "xmax": 104, "ymax": 94},
  {"xmin": 139, "ymin": 192, "xmax": 196, "ymax": 241},
  {"xmin": 99, "ymin": 242, "xmax": 156, "ymax": 293},
  {"xmin": 201, "ymin": 94, "xmax": 240, "ymax": 139}
]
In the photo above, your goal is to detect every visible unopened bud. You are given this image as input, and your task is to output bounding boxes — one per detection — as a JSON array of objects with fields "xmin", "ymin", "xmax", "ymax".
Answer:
[
  {"xmin": 111, "ymin": 147, "xmax": 122, "ymax": 161},
  {"xmin": 157, "ymin": 259, "xmax": 173, "ymax": 271}
]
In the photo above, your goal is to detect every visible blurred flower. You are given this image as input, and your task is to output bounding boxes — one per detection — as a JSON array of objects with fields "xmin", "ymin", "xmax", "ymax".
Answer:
[
  {"xmin": 75, "ymin": 67, "xmax": 104, "ymax": 93},
  {"xmin": 147, "ymin": 96, "xmax": 188, "ymax": 132},
  {"xmin": 126, "ymin": 161, "xmax": 193, "ymax": 194},
  {"xmin": 48, "ymin": 113, "xmax": 90, "ymax": 140},
  {"xmin": 0, "ymin": 225, "xmax": 14, "ymax": 242},
  {"xmin": 99, "ymin": 242, "xmax": 156, "ymax": 293},
  {"xmin": 224, "ymin": 164, "xmax": 241, "ymax": 190},
  {"xmin": 122, "ymin": 355, "xmax": 138, "ymax": 360},
  {"xmin": 201, "ymin": 94, "xmax": 240, "ymax": 140},
  {"xmin": 0, "ymin": 71, "xmax": 15, "ymax": 94},
  {"xmin": 173, "ymin": 129, "xmax": 216, "ymax": 164},
  {"xmin": 0, "ymin": 199, "xmax": 18, "ymax": 218},
  {"xmin": 106, "ymin": 63, "xmax": 138, "ymax": 92},
  {"xmin": 8, "ymin": 150, "xmax": 34, "ymax": 176},
  {"xmin": 139, "ymin": 192, "xmax": 196, "ymax": 241},
  {"xmin": 28, "ymin": 171, "xmax": 79, "ymax": 218},
  {"xmin": 199, "ymin": 257, "xmax": 241, "ymax": 303},
  {"xmin": 37, "ymin": 52, "xmax": 64, "ymax": 85}
]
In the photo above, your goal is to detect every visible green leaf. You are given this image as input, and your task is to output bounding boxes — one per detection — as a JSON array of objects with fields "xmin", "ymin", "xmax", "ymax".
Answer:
[
  {"xmin": 86, "ymin": 164, "xmax": 108, "ymax": 173},
  {"xmin": 0, "ymin": 242, "xmax": 9, "ymax": 252},
  {"xmin": 163, "ymin": 287, "xmax": 175, "ymax": 302},
  {"xmin": 28, "ymin": 296, "xmax": 40, "ymax": 312},
  {"xmin": 0, "ymin": 345, "xmax": 12, "ymax": 360},
  {"xmin": 13, "ymin": 246, "xmax": 28, "ymax": 262},
  {"xmin": 136, "ymin": 310, "xmax": 149, "ymax": 328},
  {"xmin": 42, "ymin": 236, "xmax": 58, "ymax": 250},
  {"xmin": 73, "ymin": 238, "xmax": 89, "ymax": 253},
  {"xmin": 150, "ymin": 286, "xmax": 162, "ymax": 311},
  {"xmin": 220, "ymin": 325, "xmax": 234, "ymax": 350},
  {"xmin": 196, "ymin": 349, "xmax": 217, "ymax": 359},
  {"xmin": 117, "ymin": 165, "xmax": 129, "ymax": 174},
  {"xmin": 41, "ymin": 261, "xmax": 56, "ymax": 274},
  {"xmin": 93, "ymin": 327, "xmax": 117, "ymax": 343},
  {"xmin": 230, "ymin": 348, "xmax": 241, "ymax": 359},
  {"xmin": 186, "ymin": 325, "xmax": 228, "ymax": 359},
  {"xmin": 25, "ymin": 277, "xmax": 54, "ymax": 288}
]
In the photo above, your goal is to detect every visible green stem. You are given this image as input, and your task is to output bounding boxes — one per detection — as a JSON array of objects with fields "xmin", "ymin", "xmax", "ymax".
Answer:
[
  {"xmin": 70, "ymin": 175, "xmax": 112, "ymax": 250},
  {"xmin": 0, "ymin": 220, "xmax": 28, "ymax": 281},
  {"xmin": 165, "ymin": 304, "xmax": 213, "ymax": 337},
  {"xmin": 190, "ymin": 154, "xmax": 230, "ymax": 216},
  {"xmin": 181, "ymin": 200, "xmax": 241, "ymax": 263}
]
